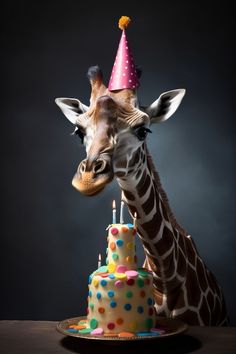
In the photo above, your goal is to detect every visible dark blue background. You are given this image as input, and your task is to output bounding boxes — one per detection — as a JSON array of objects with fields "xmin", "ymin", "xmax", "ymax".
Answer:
[{"xmin": 1, "ymin": 1, "xmax": 235, "ymax": 324}]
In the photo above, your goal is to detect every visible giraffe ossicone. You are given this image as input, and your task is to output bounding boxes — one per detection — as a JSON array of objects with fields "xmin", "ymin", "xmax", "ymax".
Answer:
[{"xmin": 55, "ymin": 17, "xmax": 228, "ymax": 326}]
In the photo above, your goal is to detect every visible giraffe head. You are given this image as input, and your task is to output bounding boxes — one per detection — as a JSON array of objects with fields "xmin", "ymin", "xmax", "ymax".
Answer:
[{"xmin": 55, "ymin": 66, "xmax": 185, "ymax": 196}]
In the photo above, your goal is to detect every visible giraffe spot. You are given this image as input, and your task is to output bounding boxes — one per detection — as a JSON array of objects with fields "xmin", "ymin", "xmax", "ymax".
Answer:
[
  {"xmin": 123, "ymin": 189, "xmax": 135, "ymax": 201},
  {"xmin": 177, "ymin": 250, "xmax": 187, "ymax": 277},
  {"xmin": 196, "ymin": 257, "xmax": 208, "ymax": 292},
  {"xmin": 137, "ymin": 172, "xmax": 151, "ymax": 198},
  {"xmin": 129, "ymin": 151, "xmax": 140, "ymax": 168},
  {"xmin": 141, "ymin": 187, "xmax": 155, "ymax": 215},
  {"xmin": 167, "ymin": 292, "xmax": 179, "ymax": 310},
  {"xmin": 116, "ymin": 171, "xmax": 126, "ymax": 178},
  {"xmin": 166, "ymin": 276, "xmax": 181, "ymax": 293},
  {"xmin": 116, "ymin": 160, "xmax": 127, "ymax": 169},
  {"xmin": 174, "ymin": 288, "xmax": 186, "ymax": 310},
  {"xmin": 185, "ymin": 266, "xmax": 201, "ymax": 307},
  {"xmin": 128, "ymin": 204, "xmax": 137, "ymax": 217},
  {"xmin": 141, "ymin": 213, "xmax": 162, "ymax": 241},
  {"xmin": 162, "ymin": 251, "xmax": 173, "ymax": 270},
  {"xmin": 156, "ymin": 226, "xmax": 174, "ymax": 256},
  {"xmin": 199, "ymin": 295, "xmax": 211, "ymax": 325}
]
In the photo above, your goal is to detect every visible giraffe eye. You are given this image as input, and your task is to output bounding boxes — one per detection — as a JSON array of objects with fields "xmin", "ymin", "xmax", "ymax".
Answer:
[
  {"xmin": 134, "ymin": 126, "xmax": 152, "ymax": 141},
  {"xmin": 74, "ymin": 126, "xmax": 85, "ymax": 144}
]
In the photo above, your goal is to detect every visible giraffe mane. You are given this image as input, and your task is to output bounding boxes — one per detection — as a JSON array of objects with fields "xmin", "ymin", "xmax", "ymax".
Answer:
[{"xmin": 146, "ymin": 146, "xmax": 188, "ymax": 237}]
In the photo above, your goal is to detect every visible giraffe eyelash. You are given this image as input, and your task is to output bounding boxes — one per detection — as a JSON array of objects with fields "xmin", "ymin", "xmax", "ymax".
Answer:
[{"xmin": 133, "ymin": 126, "xmax": 152, "ymax": 141}]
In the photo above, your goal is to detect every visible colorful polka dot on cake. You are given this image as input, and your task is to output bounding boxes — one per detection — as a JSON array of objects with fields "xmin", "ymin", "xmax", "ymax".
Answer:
[
  {"xmin": 91, "ymin": 328, "xmax": 104, "ymax": 335},
  {"xmin": 116, "ymin": 265, "xmax": 127, "ymax": 273},
  {"xmin": 90, "ymin": 318, "xmax": 98, "ymax": 329},
  {"xmin": 111, "ymin": 227, "xmax": 119, "ymax": 235},
  {"xmin": 126, "ymin": 270, "xmax": 138, "ymax": 278},
  {"xmin": 108, "ymin": 290, "xmax": 114, "ymax": 297},
  {"xmin": 116, "ymin": 239, "xmax": 124, "ymax": 247}
]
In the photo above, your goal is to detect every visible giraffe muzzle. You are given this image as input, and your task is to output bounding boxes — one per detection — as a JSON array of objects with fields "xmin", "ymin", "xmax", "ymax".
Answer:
[{"xmin": 72, "ymin": 157, "xmax": 114, "ymax": 196}]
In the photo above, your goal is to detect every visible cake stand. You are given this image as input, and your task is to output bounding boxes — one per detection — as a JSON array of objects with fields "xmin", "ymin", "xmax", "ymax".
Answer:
[{"xmin": 57, "ymin": 316, "xmax": 188, "ymax": 342}]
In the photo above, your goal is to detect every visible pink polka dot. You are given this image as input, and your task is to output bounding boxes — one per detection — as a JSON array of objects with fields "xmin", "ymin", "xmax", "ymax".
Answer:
[
  {"xmin": 126, "ymin": 270, "xmax": 138, "ymax": 279},
  {"xmin": 111, "ymin": 228, "xmax": 119, "ymax": 235},
  {"xmin": 117, "ymin": 265, "xmax": 127, "ymax": 273},
  {"xmin": 115, "ymin": 280, "xmax": 124, "ymax": 288}
]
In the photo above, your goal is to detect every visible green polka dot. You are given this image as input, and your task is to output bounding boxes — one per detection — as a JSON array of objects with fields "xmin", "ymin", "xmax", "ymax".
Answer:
[
  {"xmin": 106, "ymin": 257, "xmax": 109, "ymax": 265},
  {"xmin": 79, "ymin": 328, "xmax": 92, "ymax": 334},
  {"xmin": 90, "ymin": 318, "xmax": 98, "ymax": 329},
  {"xmin": 89, "ymin": 303, "xmax": 94, "ymax": 310},
  {"xmin": 137, "ymin": 278, "xmax": 144, "ymax": 288},
  {"xmin": 112, "ymin": 253, "xmax": 119, "ymax": 261},
  {"xmin": 145, "ymin": 318, "xmax": 154, "ymax": 330},
  {"xmin": 138, "ymin": 269, "xmax": 149, "ymax": 277},
  {"xmin": 126, "ymin": 291, "xmax": 133, "ymax": 298},
  {"xmin": 96, "ymin": 265, "xmax": 108, "ymax": 273}
]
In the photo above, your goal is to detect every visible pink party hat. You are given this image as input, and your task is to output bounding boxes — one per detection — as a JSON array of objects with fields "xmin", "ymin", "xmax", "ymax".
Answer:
[{"xmin": 108, "ymin": 16, "xmax": 140, "ymax": 91}]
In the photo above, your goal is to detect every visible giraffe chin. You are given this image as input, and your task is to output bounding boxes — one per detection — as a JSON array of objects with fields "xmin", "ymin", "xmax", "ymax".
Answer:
[{"xmin": 72, "ymin": 174, "xmax": 113, "ymax": 196}]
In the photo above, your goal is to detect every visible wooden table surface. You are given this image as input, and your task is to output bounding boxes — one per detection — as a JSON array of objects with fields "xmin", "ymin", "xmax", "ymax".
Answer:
[{"xmin": 0, "ymin": 320, "xmax": 235, "ymax": 354}]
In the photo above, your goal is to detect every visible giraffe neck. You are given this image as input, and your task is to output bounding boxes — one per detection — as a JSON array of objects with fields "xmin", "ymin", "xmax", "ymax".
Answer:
[{"xmin": 117, "ymin": 144, "xmax": 188, "ymax": 295}]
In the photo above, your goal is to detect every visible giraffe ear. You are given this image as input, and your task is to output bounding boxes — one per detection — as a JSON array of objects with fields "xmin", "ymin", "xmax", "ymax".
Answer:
[
  {"xmin": 145, "ymin": 89, "xmax": 186, "ymax": 124},
  {"xmin": 55, "ymin": 97, "xmax": 88, "ymax": 124}
]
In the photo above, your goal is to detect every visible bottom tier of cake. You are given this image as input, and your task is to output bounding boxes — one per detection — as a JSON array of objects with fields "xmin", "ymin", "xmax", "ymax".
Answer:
[{"xmin": 86, "ymin": 267, "xmax": 156, "ymax": 334}]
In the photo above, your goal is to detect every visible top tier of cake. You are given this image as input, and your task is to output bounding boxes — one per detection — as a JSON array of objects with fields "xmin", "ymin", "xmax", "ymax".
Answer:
[{"xmin": 106, "ymin": 223, "xmax": 137, "ymax": 272}]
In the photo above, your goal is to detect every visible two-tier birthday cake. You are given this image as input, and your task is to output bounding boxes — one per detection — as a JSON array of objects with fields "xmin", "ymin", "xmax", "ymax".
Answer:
[
  {"xmin": 67, "ymin": 207, "xmax": 157, "ymax": 337},
  {"xmin": 86, "ymin": 223, "xmax": 156, "ymax": 335}
]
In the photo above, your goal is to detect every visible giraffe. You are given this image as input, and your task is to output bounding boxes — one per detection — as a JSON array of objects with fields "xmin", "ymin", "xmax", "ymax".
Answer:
[{"xmin": 55, "ymin": 66, "xmax": 228, "ymax": 326}]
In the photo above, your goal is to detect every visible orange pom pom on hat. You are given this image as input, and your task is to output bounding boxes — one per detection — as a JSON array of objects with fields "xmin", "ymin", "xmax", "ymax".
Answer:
[{"xmin": 108, "ymin": 16, "xmax": 140, "ymax": 91}]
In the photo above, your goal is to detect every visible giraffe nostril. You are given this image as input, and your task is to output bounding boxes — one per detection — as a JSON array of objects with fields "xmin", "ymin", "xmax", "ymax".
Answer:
[
  {"xmin": 93, "ymin": 160, "xmax": 106, "ymax": 174},
  {"xmin": 80, "ymin": 161, "xmax": 86, "ymax": 173}
]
